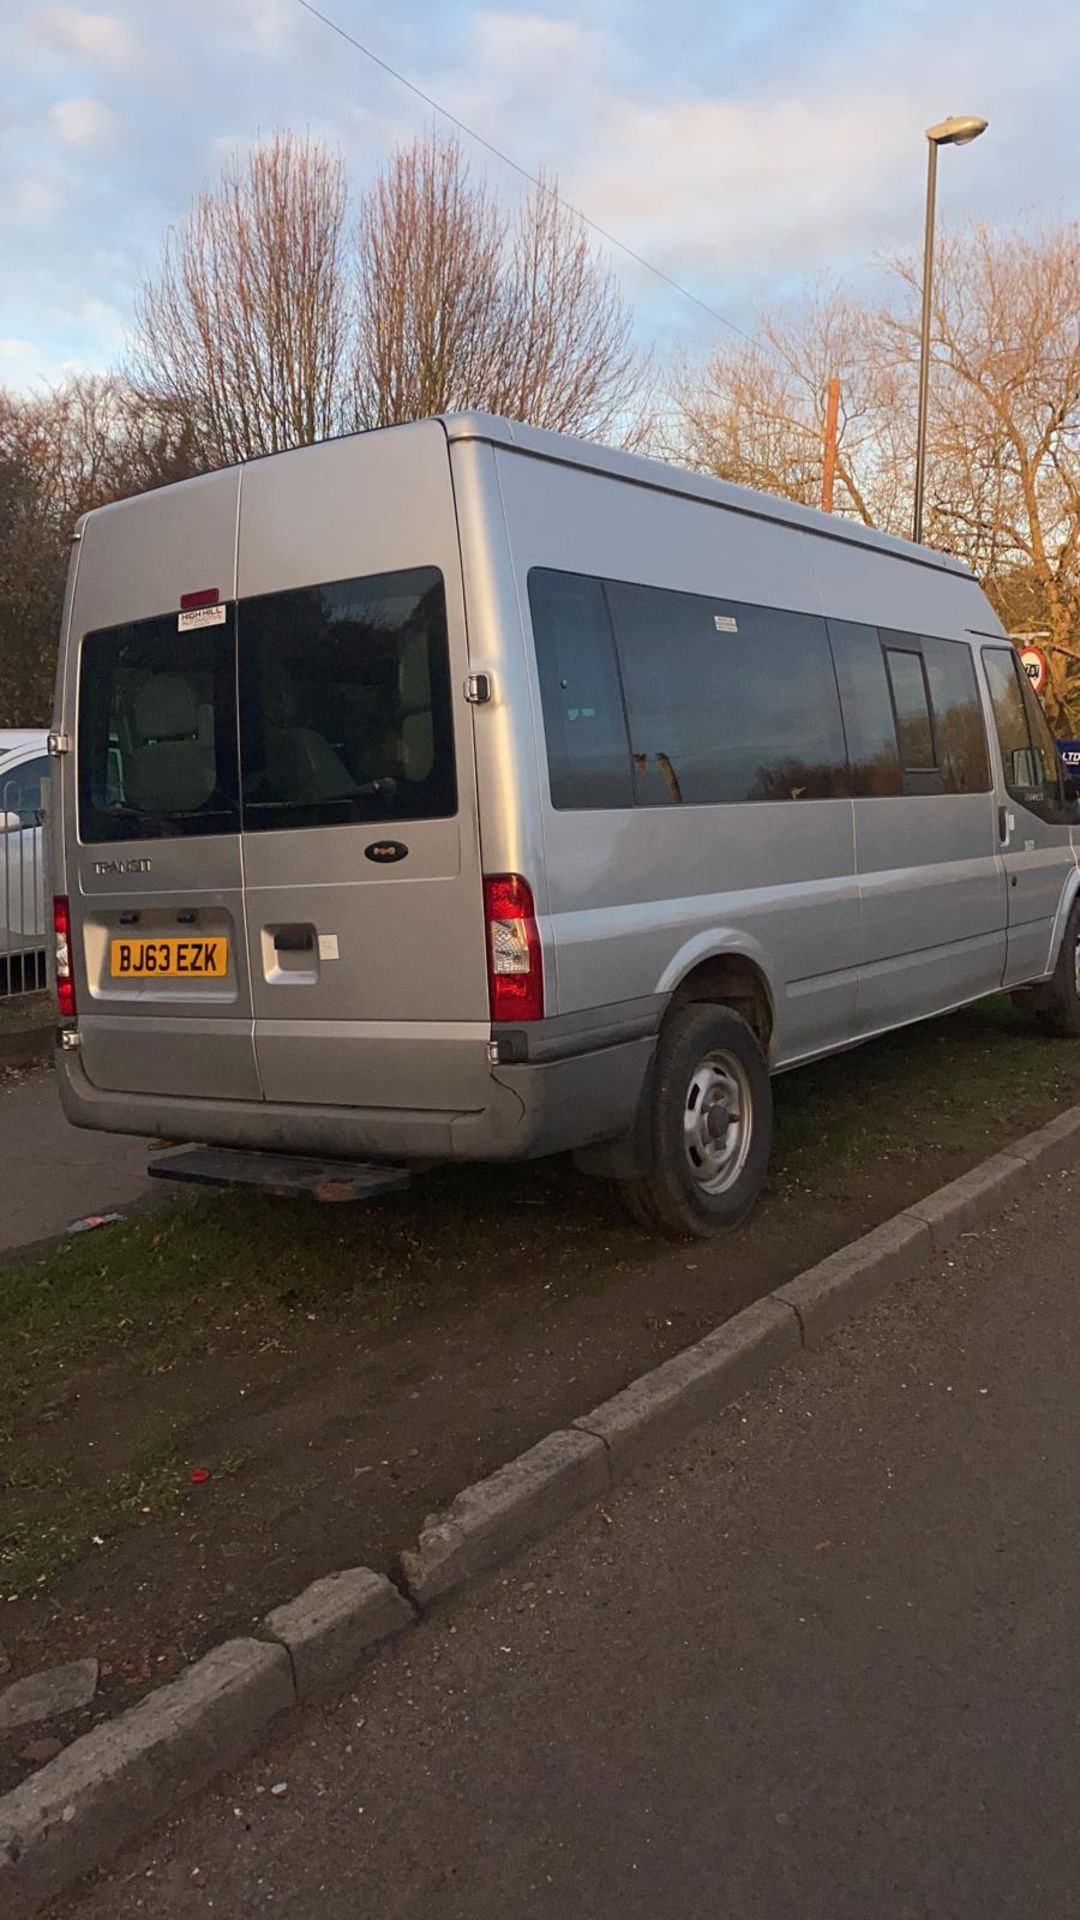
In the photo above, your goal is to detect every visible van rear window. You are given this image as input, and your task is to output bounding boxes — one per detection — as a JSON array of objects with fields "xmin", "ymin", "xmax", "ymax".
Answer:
[
  {"xmin": 77, "ymin": 568, "xmax": 456, "ymax": 843},
  {"xmin": 78, "ymin": 611, "xmax": 240, "ymax": 843},
  {"xmin": 237, "ymin": 567, "xmax": 455, "ymax": 833}
]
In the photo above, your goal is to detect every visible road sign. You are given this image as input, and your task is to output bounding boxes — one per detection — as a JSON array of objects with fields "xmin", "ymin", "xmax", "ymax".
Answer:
[{"xmin": 1019, "ymin": 645, "xmax": 1048, "ymax": 694}]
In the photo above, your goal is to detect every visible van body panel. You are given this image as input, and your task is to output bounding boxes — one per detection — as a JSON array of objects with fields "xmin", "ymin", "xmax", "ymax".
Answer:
[
  {"xmin": 1000, "ymin": 841, "xmax": 1078, "ymax": 985},
  {"xmin": 447, "ymin": 438, "xmax": 556, "ymax": 990},
  {"xmin": 234, "ymin": 424, "xmax": 490, "ymax": 1108},
  {"xmin": 61, "ymin": 467, "xmax": 263, "ymax": 1103},
  {"xmin": 491, "ymin": 444, "xmax": 863, "ymax": 1058},
  {"xmin": 55, "ymin": 1034, "xmax": 649, "ymax": 1161},
  {"xmin": 850, "ymin": 792, "xmax": 1007, "ymax": 1032}
]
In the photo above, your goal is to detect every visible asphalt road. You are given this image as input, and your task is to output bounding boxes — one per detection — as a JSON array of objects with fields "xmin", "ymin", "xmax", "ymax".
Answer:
[
  {"xmin": 60, "ymin": 1157, "xmax": 1080, "ymax": 1920},
  {"xmin": 0, "ymin": 1066, "xmax": 153, "ymax": 1255}
]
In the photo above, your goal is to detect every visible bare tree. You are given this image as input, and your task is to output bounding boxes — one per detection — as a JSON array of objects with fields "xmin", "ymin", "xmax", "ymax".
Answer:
[
  {"xmin": 0, "ymin": 375, "xmax": 205, "ymax": 726},
  {"xmin": 133, "ymin": 132, "xmax": 352, "ymax": 466},
  {"xmin": 353, "ymin": 133, "xmax": 648, "ymax": 442},
  {"xmin": 672, "ymin": 231, "xmax": 1080, "ymax": 729},
  {"xmin": 353, "ymin": 134, "xmax": 507, "ymax": 429},
  {"xmin": 885, "ymin": 223, "xmax": 1080, "ymax": 725},
  {"xmin": 668, "ymin": 285, "xmax": 908, "ymax": 529},
  {"xmin": 491, "ymin": 170, "xmax": 647, "ymax": 441},
  {"xmin": 0, "ymin": 393, "xmax": 66, "ymax": 725}
]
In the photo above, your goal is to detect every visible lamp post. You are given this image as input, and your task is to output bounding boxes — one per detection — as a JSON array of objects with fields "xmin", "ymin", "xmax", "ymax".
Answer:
[{"xmin": 912, "ymin": 114, "xmax": 988, "ymax": 545}]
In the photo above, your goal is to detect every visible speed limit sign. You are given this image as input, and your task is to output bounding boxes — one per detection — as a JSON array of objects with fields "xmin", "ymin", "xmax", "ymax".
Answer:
[{"xmin": 1019, "ymin": 645, "xmax": 1048, "ymax": 695}]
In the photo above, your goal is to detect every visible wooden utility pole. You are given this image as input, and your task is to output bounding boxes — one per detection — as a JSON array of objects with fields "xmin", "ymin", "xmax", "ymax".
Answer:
[{"xmin": 821, "ymin": 375, "xmax": 840, "ymax": 513}]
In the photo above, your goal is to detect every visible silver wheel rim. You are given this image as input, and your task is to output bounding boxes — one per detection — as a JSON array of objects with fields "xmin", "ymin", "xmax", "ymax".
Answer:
[{"xmin": 683, "ymin": 1050, "xmax": 753, "ymax": 1195}]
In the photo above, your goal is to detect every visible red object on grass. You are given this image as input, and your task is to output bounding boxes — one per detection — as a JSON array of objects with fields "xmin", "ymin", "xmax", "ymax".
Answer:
[{"xmin": 190, "ymin": 1468, "xmax": 211, "ymax": 1485}]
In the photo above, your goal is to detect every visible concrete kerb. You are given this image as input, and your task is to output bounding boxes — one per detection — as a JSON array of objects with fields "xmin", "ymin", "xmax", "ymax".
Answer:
[
  {"xmin": 573, "ymin": 1296, "xmax": 800, "ymax": 1481},
  {"xmin": 399, "ymin": 1430, "xmax": 610, "ymax": 1608},
  {"xmin": 2, "ymin": 1104, "xmax": 1076, "ymax": 1915},
  {"xmin": 264, "ymin": 1568, "xmax": 415, "ymax": 1702},
  {"xmin": 0, "ymin": 1638, "xmax": 294, "ymax": 1920}
]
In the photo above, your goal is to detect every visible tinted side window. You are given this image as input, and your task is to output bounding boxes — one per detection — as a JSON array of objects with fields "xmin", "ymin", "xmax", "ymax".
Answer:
[
  {"xmin": 922, "ymin": 638, "xmax": 991, "ymax": 794},
  {"xmin": 884, "ymin": 647, "xmax": 936, "ymax": 772},
  {"xmin": 528, "ymin": 569, "xmax": 634, "ymax": 809},
  {"xmin": 238, "ymin": 568, "xmax": 455, "ymax": 832},
  {"xmin": 606, "ymin": 584, "xmax": 847, "ymax": 805},
  {"xmin": 982, "ymin": 647, "xmax": 1067, "ymax": 822},
  {"xmin": 78, "ymin": 612, "xmax": 240, "ymax": 843},
  {"xmin": 827, "ymin": 620, "xmax": 901, "ymax": 797}
]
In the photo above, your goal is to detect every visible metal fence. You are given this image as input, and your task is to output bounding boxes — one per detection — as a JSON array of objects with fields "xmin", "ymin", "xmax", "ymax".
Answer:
[{"xmin": 1, "ymin": 769, "xmax": 48, "ymax": 1000}]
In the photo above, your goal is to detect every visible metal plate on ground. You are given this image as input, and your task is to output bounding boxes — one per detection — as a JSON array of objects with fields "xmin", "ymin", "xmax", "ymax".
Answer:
[{"xmin": 148, "ymin": 1146, "xmax": 412, "ymax": 1203}]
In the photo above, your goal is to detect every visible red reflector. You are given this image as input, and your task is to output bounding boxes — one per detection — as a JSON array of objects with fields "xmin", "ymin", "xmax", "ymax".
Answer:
[
  {"xmin": 484, "ymin": 873, "xmax": 543, "ymax": 1023},
  {"xmin": 179, "ymin": 587, "xmax": 220, "ymax": 610},
  {"xmin": 53, "ymin": 894, "xmax": 76, "ymax": 1019}
]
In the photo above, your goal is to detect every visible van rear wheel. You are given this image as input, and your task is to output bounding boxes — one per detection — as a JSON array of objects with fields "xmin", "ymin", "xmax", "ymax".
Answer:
[
  {"xmin": 1035, "ymin": 897, "xmax": 1080, "ymax": 1038},
  {"xmin": 620, "ymin": 1004, "xmax": 772, "ymax": 1239}
]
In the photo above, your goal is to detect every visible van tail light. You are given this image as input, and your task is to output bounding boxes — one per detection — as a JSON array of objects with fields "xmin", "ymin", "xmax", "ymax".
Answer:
[
  {"xmin": 53, "ymin": 895, "xmax": 76, "ymax": 1019},
  {"xmin": 484, "ymin": 874, "xmax": 544, "ymax": 1023}
]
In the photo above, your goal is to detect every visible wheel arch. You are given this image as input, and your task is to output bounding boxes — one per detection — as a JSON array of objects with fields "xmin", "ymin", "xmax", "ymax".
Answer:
[
  {"xmin": 656, "ymin": 936, "xmax": 777, "ymax": 1058},
  {"xmin": 1047, "ymin": 862, "xmax": 1080, "ymax": 974}
]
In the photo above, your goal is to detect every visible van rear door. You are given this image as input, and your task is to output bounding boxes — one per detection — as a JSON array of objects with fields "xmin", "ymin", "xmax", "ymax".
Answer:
[
  {"xmin": 65, "ymin": 469, "xmax": 262, "ymax": 1102},
  {"xmin": 235, "ymin": 424, "xmax": 491, "ymax": 1116}
]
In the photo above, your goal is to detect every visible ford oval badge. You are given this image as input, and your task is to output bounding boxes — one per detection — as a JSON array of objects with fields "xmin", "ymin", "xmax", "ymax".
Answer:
[{"xmin": 365, "ymin": 840, "xmax": 408, "ymax": 864}]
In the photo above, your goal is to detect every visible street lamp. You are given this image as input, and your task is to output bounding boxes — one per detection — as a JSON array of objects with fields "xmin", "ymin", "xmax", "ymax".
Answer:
[{"xmin": 912, "ymin": 114, "xmax": 988, "ymax": 545}]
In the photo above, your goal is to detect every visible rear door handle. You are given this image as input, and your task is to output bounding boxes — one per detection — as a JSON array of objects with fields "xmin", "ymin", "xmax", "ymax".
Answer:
[{"xmin": 273, "ymin": 926, "xmax": 314, "ymax": 954}]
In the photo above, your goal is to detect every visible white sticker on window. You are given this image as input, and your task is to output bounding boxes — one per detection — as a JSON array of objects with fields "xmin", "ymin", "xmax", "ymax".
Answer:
[
  {"xmin": 178, "ymin": 605, "xmax": 226, "ymax": 631},
  {"xmin": 713, "ymin": 614, "xmax": 738, "ymax": 633},
  {"xmin": 318, "ymin": 933, "xmax": 340, "ymax": 961}
]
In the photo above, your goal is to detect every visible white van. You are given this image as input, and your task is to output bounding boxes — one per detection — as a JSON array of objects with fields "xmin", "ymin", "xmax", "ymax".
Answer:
[
  {"xmin": 48, "ymin": 416, "xmax": 1080, "ymax": 1235},
  {"xmin": 1, "ymin": 728, "xmax": 49, "ymax": 984}
]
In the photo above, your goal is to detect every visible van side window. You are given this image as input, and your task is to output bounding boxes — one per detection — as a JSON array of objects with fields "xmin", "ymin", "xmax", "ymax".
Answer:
[
  {"xmin": 922, "ymin": 638, "xmax": 991, "ymax": 794},
  {"xmin": 827, "ymin": 621, "xmax": 901, "ymax": 796},
  {"xmin": 238, "ymin": 567, "xmax": 456, "ymax": 832},
  {"xmin": 605, "ymin": 583, "xmax": 847, "ymax": 806},
  {"xmin": 78, "ymin": 613, "xmax": 240, "ymax": 843},
  {"xmin": 982, "ymin": 646, "xmax": 1067, "ymax": 822},
  {"xmin": 527, "ymin": 570, "xmax": 635, "ymax": 809},
  {"xmin": 883, "ymin": 645, "xmax": 939, "ymax": 785}
]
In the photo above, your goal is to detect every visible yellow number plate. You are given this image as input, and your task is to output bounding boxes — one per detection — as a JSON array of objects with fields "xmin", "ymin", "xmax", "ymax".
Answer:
[{"xmin": 110, "ymin": 936, "xmax": 229, "ymax": 979}]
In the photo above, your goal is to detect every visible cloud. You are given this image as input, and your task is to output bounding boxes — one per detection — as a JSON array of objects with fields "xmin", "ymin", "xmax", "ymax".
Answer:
[
  {"xmin": 0, "ymin": 336, "xmax": 76, "ymax": 391},
  {"xmin": 3, "ymin": 0, "xmax": 1080, "ymax": 395},
  {"xmin": 39, "ymin": 7, "xmax": 138, "ymax": 71},
  {"xmin": 47, "ymin": 95, "xmax": 118, "ymax": 147},
  {"xmin": 4, "ymin": 177, "xmax": 63, "ymax": 223}
]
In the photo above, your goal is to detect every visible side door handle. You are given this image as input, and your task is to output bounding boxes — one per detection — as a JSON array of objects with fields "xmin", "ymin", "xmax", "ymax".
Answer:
[{"xmin": 998, "ymin": 806, "xmax": 1009, "ymax": 846}]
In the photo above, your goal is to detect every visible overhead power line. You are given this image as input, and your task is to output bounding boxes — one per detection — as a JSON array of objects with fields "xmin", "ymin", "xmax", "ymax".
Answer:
[{"xmin": 294, "ymin": 0, "xmax": 758, "ymax": 349}]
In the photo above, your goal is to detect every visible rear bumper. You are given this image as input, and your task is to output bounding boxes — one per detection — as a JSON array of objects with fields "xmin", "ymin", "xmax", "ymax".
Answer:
[{"xmin": 55, "ymin": 1035, "xmax": 655, "ymax": 1165}]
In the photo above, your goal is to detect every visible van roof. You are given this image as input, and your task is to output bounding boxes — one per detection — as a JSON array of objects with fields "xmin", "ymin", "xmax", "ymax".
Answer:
[
  {"xmin": 439, "ymin": 413, "xmax": 974, "ymax": 579},
  {"xmin": 79, "ymin": 411, "xmax": 971, "ymax": 580}
]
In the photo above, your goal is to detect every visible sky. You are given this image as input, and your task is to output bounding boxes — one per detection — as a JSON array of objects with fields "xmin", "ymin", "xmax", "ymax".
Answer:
[{"xmin": 2, "ymin": 0, "xmax": 1079, "ymax": 393}]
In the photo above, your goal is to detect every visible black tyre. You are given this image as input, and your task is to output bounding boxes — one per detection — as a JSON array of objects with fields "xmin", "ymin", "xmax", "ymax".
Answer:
[
  {"xmin": 1036, "ymin": 897, "xmax": 1080, "ymax": 1037},
  {"xmin": 619, "ymin": 1003, "xmax": 773, "ymax": 1239}
]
